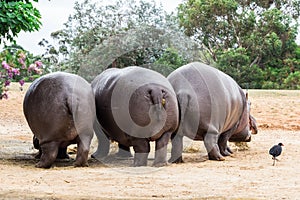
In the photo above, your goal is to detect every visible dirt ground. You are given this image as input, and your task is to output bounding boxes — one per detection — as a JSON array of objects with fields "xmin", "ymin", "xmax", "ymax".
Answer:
[{"xmin": 0, "ymin": 84, "xmax": 299, "ymax": 199}]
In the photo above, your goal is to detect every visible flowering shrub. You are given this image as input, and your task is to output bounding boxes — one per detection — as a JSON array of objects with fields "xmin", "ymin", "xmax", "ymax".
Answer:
[{"xmin": 0, "ymin": 50, "xmax": 44, "ymax": 99}]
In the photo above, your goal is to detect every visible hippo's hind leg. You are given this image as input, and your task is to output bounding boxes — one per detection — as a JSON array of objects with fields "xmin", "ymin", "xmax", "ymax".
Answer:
[
  {"xmin": 74, "ymin": 133, "xmax": 93, "ymax": 167},
  {"xmin": 33, "ymin": 136, "xmax": 69, "ymax": 159},
  {"xmin": 92, "ymin": 121, "xmax": 110, "ymax": 160},
  {"xmin": 169, "ymin": 133, "xmax": 184, "ymax": 163},
  {"xmin": 153, "ymin": 132, "xmax": 172, "ymax": 167},
  {"xmin": 36, "ymin": 141, "xmax": 59, "ymax": 168},
  {"xmin": 57, "ymin": 147, "xmax": 70, "ymax": 159},
  {"xmin": 218, "ymin": 130, "xmax": 233, "ymax": 157},
  {"xmin": 204, "ymin": 132, "xmax": 225, "ymax": 161},
  {"xmin": 132, "ymin": 138, "xmax": 150, "ymax": 166},
  {"xmin": 116, "ymin": 144, "xmax": 133, "ymax": 158},
  {"xmin": 35, "ymin": 148, "xmax": 69, "ymax": 159}
]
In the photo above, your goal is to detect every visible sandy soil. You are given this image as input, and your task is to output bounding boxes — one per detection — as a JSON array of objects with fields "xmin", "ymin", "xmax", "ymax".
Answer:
[{"xmin": 0, "ymin": 84, "xmax": 299, "ymax": 199}]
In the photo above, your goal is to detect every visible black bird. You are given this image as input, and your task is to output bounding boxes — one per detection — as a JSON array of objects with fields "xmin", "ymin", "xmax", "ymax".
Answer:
[{"xmin": 269, "ymin": 143, "xmax": 284, "ymax": 166}]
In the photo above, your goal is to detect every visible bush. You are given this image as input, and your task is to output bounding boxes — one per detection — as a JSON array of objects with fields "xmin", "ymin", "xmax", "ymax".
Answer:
[
  {"xmin": 0, "ymin": 50, "xmax": 44, "ymax": 99},
  {"xmin": 283, "ymin": 71, "xmax": 300, "ymax": 89},
  {"xmin": 261, "ymin": 81, "xmax": 280, "ymax": 89}
]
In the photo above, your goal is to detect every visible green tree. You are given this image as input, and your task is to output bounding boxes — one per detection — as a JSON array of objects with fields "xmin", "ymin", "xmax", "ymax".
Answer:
[
  {"xmin": 178, "ymin": 0, "xmax": 300, "ymax": 88},
  {"xmin": 218, "ymin": 47, "xmax": 264, "ymax": 88},
  {"xmin": 155, "ymin": 47, "xmax": 187, "ymax": 71},
  {"xmin": 283, "ymin": 71, "xmax": 300, "ymax": 89},
  {"xmin": 48, "ymin": 0, "xmax": 207, "ymax": 81},
  {"xmin": 0, "ymin": 0, "xmax": 42, "ymax": 44}
]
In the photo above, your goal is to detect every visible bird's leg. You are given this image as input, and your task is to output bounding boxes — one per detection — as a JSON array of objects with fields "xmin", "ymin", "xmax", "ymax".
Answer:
[{"xmin": 272, "ymin": 157, "xmax": 276, "ymax": 166}]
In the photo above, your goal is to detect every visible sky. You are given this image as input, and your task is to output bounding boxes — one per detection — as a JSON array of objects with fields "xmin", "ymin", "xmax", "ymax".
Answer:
[
  {"xmin": 8, "ymin": 0, "xmax": 300, "ymax": 55},
  {"xmin": 14, "ymin": 0, "xmax": 182, "ymax": 55}
]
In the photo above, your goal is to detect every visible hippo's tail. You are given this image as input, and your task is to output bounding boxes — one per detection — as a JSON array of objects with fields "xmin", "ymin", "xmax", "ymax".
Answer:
[{"xmin": 176, "ymin": 91, "xmax": 190, "ymax": 133}]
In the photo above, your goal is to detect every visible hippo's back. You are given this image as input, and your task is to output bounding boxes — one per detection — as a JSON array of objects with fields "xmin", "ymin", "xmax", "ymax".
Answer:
[{"xmin": 167, "ymin": 62, "xmax": 245, "ymax": 139}]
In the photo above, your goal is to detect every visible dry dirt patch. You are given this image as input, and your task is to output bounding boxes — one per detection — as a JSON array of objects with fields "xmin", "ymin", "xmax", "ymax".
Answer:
[{"xmin": 0, "ymin": 84, "xmax": 299, "ymax": 199}]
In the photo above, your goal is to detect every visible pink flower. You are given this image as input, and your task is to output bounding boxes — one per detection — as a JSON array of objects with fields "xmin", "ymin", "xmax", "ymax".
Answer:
[
  {"xmin": 18, "ymin": 58, "xmax": 25, "ymax": 65},
  {"xmin": 34, "ymin": 68, "xmax": 43, "ymax": 75},
  {"xmin": 19, "ymin": 79, "xmax": 25, "ymax": 86},
  {"xmin": 4, "ymin": 80, "xmax": 10, "ymax": 87},
  {"xmin": 12, "ymin": 68, "xmax": 20, "ymax": 76},
  {"xmin": 2, "ymin": 61, "xmax": 10, "ymax": 70},
  {"xmin": 28, "ymin": 64, "xmax": 36, "ymax": 71},
  {"xmin": 35, "ymin": 61, "xmax": 42, "ymax": 68},
  {"xmin": 19, "ymin": 52, "xmax": 26, "ymax": 60},
  {"xmin": 8, "ymin": 72, "xmax": 13, "ymax": 79}
]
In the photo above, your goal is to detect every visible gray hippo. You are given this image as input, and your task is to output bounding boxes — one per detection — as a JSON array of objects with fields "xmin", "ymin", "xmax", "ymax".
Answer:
[
  {"xmin": 91, "ymin": 66, "xmax": 179, "ymax": 166},
  {"xmin": 23, "ymin": 72, "xmax": 95, "ymax": 168},
  {"xmin": 167, "ymin": 62, "xmax": 258, "ymax": 163}
]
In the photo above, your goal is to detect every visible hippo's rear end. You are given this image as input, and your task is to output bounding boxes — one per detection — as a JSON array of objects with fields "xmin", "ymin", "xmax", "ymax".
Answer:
[{"xmin": 23, "ymin": 72, "xmax": 95, "ymax": 168}]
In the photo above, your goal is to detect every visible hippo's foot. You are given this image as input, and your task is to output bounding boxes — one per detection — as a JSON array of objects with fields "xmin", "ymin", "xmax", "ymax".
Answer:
[
  {"xmin": 74, "ymin": 152, "xmax": 89, "ymax": 167},
  {"xmin": 91, "ymin": 152, "xmax": 107, "ymax": 161},
  {"xmin": 220, "ymin": 150, "xmax": 231, "ymax": 157},
  {"xmin": 115, "ymin": 149, "xmax": 133, "ymax": 158},
  {"xmin": 35, "ymin": 161, "xmax": 52, "ymax": 169},
  {"xmin": 220, "ymin": 147, "xmax": 232, "ymax": 156},
  {"xmin": 91, "ymin": 142, "xmax": 110, "ymax": 160},
  {"xmin": 208, "ymin": 153, "xmax": 225, "ymax": 161},
  {"xmin": 227, "ymin": 146, "xmax": 233, "ymax": 154},
  {"xmin": 35, "ymin": 142, "xmax": 59, "ymax": 168},
  {"xmin": 168, "ymin": 156, "xmax": 184, "ymax": 164},
  {"xmin": 133, "ymin": 153, "xmax": 148, "ymax": 167},
  {"xmin": 74, "ymin": 139, "xmax": 91, "ymax": 167},
  {"xmin": 74, "ymin": 161, "xmax": 89, "ymax": 167},
  {"xmin": 35, "ymin": 153, "xmax": 56, "ymax": 168},
  {"xmin": 152, "ymin": 161, "xmax": 169, "ymax": 167},
  {"xmin": 219, "ymin": 145, "xmax": 234, "ymax": 156},
  {"xmin": 208, "ymin": 146, "xmax": 225, "ymax": 161}
]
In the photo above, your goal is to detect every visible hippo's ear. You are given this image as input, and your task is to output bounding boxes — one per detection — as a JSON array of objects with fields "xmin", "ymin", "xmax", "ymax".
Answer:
[{"xmin": 245, "ymin": 90, "xmax": 248, "ymax": 100}]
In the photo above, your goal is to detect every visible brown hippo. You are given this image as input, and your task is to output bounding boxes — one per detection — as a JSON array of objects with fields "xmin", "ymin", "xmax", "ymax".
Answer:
[
  {"xmin": 23, "ymin": 72, "xmax": 95, "ymax": 168},
  {"xmin": 91, "ymin": 66, "xmax": 179, "ymax": 167},
  {"xmin": 167, "ymin": 62, "xmax": 258, "ymax": 163}
]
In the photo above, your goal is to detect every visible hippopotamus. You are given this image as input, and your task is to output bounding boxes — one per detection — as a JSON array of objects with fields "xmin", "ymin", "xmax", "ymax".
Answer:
[
  {"xmin": 167, "ymin": 62, "xmax": 258, "ymax": 163},
  {"xmin": 91, "ymin": 66, "xmax": 179, "ymax": 166},
  {"xmin": 23, "ymin": 72, "xmax": 95, "ymax": 168}
]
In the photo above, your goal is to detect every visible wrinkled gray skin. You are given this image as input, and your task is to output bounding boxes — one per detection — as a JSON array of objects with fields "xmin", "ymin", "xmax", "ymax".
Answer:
[
  {"xmin": 91, "ymin": 67, "xmax": 179, "ymax": 167},
  {"xmin": 23, "ymin": 72, "xmax": 95, "ymax": 168},
  {"xmin": 167, "ymin": 62, "xmax": 258, "ymax": 163}
]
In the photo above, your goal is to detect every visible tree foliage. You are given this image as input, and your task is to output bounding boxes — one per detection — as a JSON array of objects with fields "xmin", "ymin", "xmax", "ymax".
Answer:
[
  {"xmin": 0, "ymin": 0, "xmax": 42, "ymax": 44},
  {"xmin": 47, "ymin": 0, "xmax": 207, "ymax": 81},
  {"xmin": 178, "ymin": 0, "xmax": 300, "ymax": 88},
  {"xmin": 283, "ymin": 71, "xmax": 300, "ymax": 89}
]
